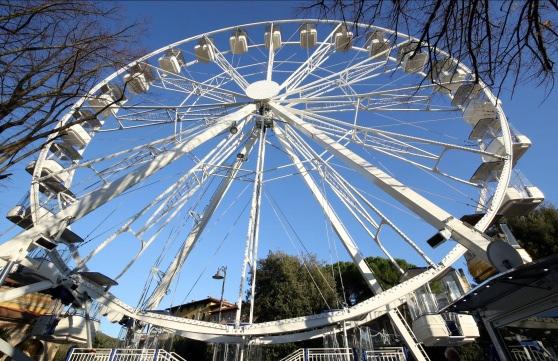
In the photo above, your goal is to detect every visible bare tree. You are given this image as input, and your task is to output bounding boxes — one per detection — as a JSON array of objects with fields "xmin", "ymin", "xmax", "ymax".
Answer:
[
  {"xmin": 0, "ymin": 0, "xmax": 141, "ymax": 177},
  {"xmin": 302, "ymin": 0, "xmax": 557, "ymax": 96}
]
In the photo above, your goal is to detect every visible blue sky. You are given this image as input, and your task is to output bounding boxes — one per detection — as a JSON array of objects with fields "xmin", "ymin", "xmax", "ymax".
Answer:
[{"xmin": 1, "ymin": 1, "xmax": 557, "ymax": 337}]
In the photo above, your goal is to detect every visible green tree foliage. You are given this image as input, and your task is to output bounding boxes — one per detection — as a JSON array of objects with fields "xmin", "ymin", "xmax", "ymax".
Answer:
[
  {"xmin": 250, "ymin": 251, "xmax": 339, "ymax": 361},
  {"xmin": 252, "ymin": 251, "xmax": 339, "ymax": 322},
  {"xmin": 506, "ymin": 204, "xmax": 558, "ymax": 260},
  {"xmin": 331, "ymin": 257, "xmax": 415, "ymax": 306}
]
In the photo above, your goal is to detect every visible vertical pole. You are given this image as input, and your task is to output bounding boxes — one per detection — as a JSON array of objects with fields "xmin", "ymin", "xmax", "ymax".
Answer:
[
  {"xmin": 235, "ymin": 122, "xmax": 266, "ymax": 330},
  {"xmin": 64, "ymin": 347, "xmax": 76, "ymax": 361},
  {"xmin": 481, "ymin": 316, "xmax": 510, "ymax": 361},
  {"xmin": 107, "ymin": 348, "xmax": 117, "ymax": 361},
  {"xmin": 84, "ymin": 301, "xmax": 93, "ymax": 349},
  {"xmin": 218, "ymin": 267, "xmax": 227, "ymax": 323},
  {"xmin": 0, "ymin": 261, "xmax": 15, "ymax": 286}
]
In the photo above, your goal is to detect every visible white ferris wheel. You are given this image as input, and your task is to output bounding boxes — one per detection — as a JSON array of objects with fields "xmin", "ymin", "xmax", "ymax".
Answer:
[{"xmin": 0, "ymin": 19, "xmax": 544, "ymax": 359}]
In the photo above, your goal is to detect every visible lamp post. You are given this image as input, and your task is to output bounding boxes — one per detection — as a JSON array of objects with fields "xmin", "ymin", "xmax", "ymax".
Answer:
[
  {"xmin": 212, "ymin": 266, "xmax": 227, "ymax": 361},
  {"xmin": 212, "ymin": 266, "xmax": 227, "ymax": 323}
]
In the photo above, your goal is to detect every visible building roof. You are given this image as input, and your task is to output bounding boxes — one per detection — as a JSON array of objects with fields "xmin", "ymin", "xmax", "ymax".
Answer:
[{"xmin": 165, "ymin": 297, "xmax": 236, "ymax": 313}]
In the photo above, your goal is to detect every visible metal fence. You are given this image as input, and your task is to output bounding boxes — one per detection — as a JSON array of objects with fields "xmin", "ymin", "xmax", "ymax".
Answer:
[
  {"xmin": 279, "ymin": 348, "xmax": 406, "ymax": 361},
  {"xmin": 510, "ymin": 346, "xmax": 558, "ymax": 361},
  {"xmin": 66, "ymin": 348, "xmax": 187, "ymax": 361}
]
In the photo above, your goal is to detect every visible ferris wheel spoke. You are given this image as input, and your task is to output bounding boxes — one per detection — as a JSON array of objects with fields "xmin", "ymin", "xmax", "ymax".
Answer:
[
  {"xmin": 204, "ymin": 36, "xmax": 250, "ymax": 90},
  {"xmin": 144, "ymin": 131, "xmax": 259, "ymax": 310},
  {"xmin": 113, "ymin": 128, "xmax": 254, "ymax": 281},
  {"xmin": 274, "ymin": 124, "xmax": 425, "ymax": 346},
  {"xmin": 76, "ymin": 121, "xmax": 251, "ymax": 270},
  {"xmin": 292, "ymin": 107, "xmax": 504, "ymax": 160},
  {"xmin": 283, "ymin": 125, "xmax": 435, "ymax": 267},
  {"xmin": 281, "ymin": 56, "xmax": 390, "ymax": 99},
  {"xmin": 110, "ymin": 103, "xmax": 249, "ymax": 130},
  {"xmin": 279, "ymin": 24, "xmax": 341, "ymax": 92},
  {"xmin": 270, "ymin": 101, "xmax": 494, "ymax": 262},
  {"xmin": 266, "ymin": 23, "xmax": 276, "ymax": 81},
  {"xmin": 0, "ymin": 105, "xmax": 256, "ymax": 263}
]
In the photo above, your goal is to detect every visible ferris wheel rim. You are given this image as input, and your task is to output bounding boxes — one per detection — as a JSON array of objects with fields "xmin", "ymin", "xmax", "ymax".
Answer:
[{"xmin": 23, "ymin": 18, "xmax": 513, "ymax": 342}]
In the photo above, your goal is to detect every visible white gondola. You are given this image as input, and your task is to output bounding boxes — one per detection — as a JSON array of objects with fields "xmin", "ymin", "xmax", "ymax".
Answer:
[
  {"xmin": 73, "ymin": 109, "xmax": 103, "ymax": 131},
  {"xmin": 88, "ymin": 83, "xmax": 126, "ymax": 118},
  {"xmin": 50, "ymin": 143, "xmax": 81, "ymax": 162},
  {"xmin": 300, "ymin": 23, "xmax": 317, "ymax": 48},
  {"xmin": 26, "ymin": 159, "xmax": 69, "ymax": 185},
  {"xmin": 265, "ymin": 25, "xmax": 282, "ymax": 49},
  {"xmin": 124, "ymin": 72, "xmax": 149, "ymax": 94},
  {"xmin": 412, "ymin": 314, "xmax": 451, "ymax": 345},
  {"xmin": 195, "ymin": 38, "xmax": 215, "ymax": 63},
  {"xmin": 61, "ymin": 124, "xmax": 92, "ymax": 149},
  {"xmin": 32, "ymin": 315, "xmax": 99, "ymax": 344},
  {"xmin": 482, "ymin": 134, "xmax": 531, "ymax": 164},
  {"xmin": 463, "ymin": 100, "xmax": 498, "ymax": 126},
  {"xmin": 158, "ymin": 48, "xmax": 185, "ymax": 74},
  {"xmin": 465, "ymin": 100, "xmax": 501, "ymax": 140},
  {"xmin": 6, "ymin": 204, "xmax": 83, "ymax": 243},
  {"xmin": 404, "ymin": 52, "xmax": 428, "ymax": 73},
  {"xmin": 397, "ymin": 42, "xmax": 427, "ymax": 73},
  {"xmin": 451, "ymin": 83, "xmax": 482, "ymax": 107},
  {"xmin": 366, "ymin": 30, "xmax": 390, "ymax": 58},
  {"xmin": 334, "ymin": 25, "xmax": 353, "ymax": 52},
  {"xmin": 124, "ymin": 63, "xmax": 155, "ymax": 94},
  {"xmin": 6, "ymin": 205, "xmax": 30, "ymax": 228},
  {"xmin": 430, "ymin": 60, "xmax": 467, "ymax": 95},
  {"xmin": 499, "ymin": 186, "xmax": 544, "ymax": 216},
  {"xmin": 229, "ymin": 29, "xmax": 248, "ymax": 55},
  {"xmin": 470, "ymin": 160, "xmax": 504, "ymax": 183}
]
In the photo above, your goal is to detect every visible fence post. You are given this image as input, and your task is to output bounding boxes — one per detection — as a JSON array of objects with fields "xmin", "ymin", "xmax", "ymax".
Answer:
[
  {"xmin": 153, "ymin": 348, "xmax": 159, "ymax": 361},
  {"xmin": 108, "ymin": 348, "xmax": 117, "ymax": 361},
  {"xmin": 304, "ymin": 348, "xmax": 309, "ymax": 361},
  {"xmin": 63, "ymin": 347, "xmax": 75, "ymax": 361}
]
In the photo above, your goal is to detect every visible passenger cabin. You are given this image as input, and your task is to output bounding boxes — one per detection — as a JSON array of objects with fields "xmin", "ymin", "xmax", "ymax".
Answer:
[
  {"xmin": 470, "ymin": 160, "xmax": 504, "ymax": 183},
  {"xmin": 481, "ymin": 133, "xmax": 532, "ymax": 165},
  {"xmin": 405, "ymin": 270, "xmax": 480, "ymax": 346},
  {"xmin": 265, "ymin": 25, "xmax": 282, "ymax": 49},
  {"xmin": 300, "ymin": 23, "xmax": 317, "ymax": 48},
  {"xmin": 158, "ymin": 48, "xmax": 185, "ymax": 74},
  {"xmin": 6, "ymin": 205, "xmax": 84, "ymax": 244},
  {"xmin": 463, "ymin": 101, "xmax": 500, "ymax": 140},
  {"xmin": 499, "ymin": 186, "xmax": 544, "ymax": 217},
  {"xmin": 366, "ymin": 30, "xmax": 390, "ymax": 58},
  {"xmin": 32, "ymin": 315, "xmax": 99, "ymax": 344},
  {"xmin": 333, "ymin": 25, "xmax": 353, "ymax": 52},
  {"xmin": 25, "ymin": 160, "xmax": 75, "ymax": 198},
  {"xmin": 397, "ymin": 42, "xmax": 428, "ymax": 73},
  {"xmin": 429, "ymin": 59, "xmax": 467, "ymax": 94},
  {"xmin": 195, "ymin": 38, "xmax": 215, "ymax": 63},
  {"xmin": 451, "ymin": 83, "xmax": 482, "ymax": 107},
  {"xmin": 88, "ymin": 83, "xmax": 126, "ymax": 118},
  {"xmin": 229, "ymin": 29, "xmax": 248, "ymax": 55},
  {"xmin": 61, "ymin": 124, "xmax": 91, "ymax": 150}
]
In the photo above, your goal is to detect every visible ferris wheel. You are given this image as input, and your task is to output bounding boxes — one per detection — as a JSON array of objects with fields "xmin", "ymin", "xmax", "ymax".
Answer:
[{"xmin": 0, "ymin": 19, "xmax": 544, "ymax": 358}]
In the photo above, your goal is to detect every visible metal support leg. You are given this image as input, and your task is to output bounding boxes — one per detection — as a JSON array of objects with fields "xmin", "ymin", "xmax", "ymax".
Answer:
[
  {"xmin": 482, "ymin": 316, "xmax": 510, "ymax": 361},
  {"xmin": 0, "ymin": 337, "xmax": 34, "ymax": 361},
  {"xmin": 0, "ymin": 261, "xmax": 15, "ymax": 286}
]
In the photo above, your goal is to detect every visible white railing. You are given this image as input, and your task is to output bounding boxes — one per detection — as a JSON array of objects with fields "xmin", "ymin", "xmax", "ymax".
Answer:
[
  {"xmin": 307, "ymin": 348, "xmax": 354, "ymax": 361},
  {"xmin": 279, "ymin": 348, "xmax": 406, "ymax": 361},
  {"xmin": 510, "ymin": 347, "xmax": 558, "ymax": 361},
  {"xmin": 66, "ymin": 348, "xmax": 187, "ymax": 361},
  {"xmin": 365, "ymin": 347, "xmax": 407, "ymax": 361}
]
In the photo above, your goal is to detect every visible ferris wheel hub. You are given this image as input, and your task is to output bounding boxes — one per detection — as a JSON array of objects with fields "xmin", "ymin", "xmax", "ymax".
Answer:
[{"xmin": 245, "ymin": 80, "xmax": 280, "ymax": 100}]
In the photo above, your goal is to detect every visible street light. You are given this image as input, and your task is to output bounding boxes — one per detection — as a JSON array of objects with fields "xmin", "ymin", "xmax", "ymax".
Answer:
[{"xmin": 212, "ymin": 266, "xmax": 227, "ymax": 323}]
